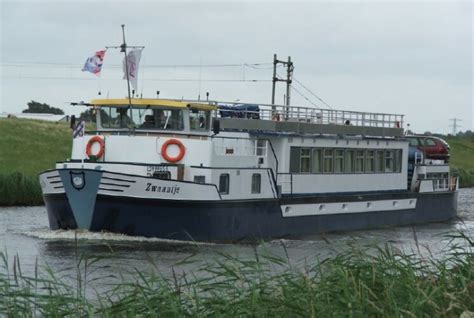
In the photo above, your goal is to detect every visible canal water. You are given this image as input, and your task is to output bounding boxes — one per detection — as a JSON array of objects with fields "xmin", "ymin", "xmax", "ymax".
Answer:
[{"xmin": 1, "ymin": 188, "xmax": 473, "ymax": 281}]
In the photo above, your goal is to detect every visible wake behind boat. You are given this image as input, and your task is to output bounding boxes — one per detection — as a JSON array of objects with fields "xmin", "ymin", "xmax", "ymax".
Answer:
[{"xmin": 39, "ymin": 29, "xmax": 458, "ymax": 242}]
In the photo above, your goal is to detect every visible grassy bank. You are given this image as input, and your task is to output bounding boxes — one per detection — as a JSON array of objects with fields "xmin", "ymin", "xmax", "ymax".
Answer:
[
  {"xmin": 0, "ymin": 118, "xmax": 71, "ymax": 206},
  {"xmin": 446, "ymin": 137, "xmax": 474, "ymax": 188},
  {"xmin": 1, "ymin": 234, "xmax": 473, "ymax": 316}
]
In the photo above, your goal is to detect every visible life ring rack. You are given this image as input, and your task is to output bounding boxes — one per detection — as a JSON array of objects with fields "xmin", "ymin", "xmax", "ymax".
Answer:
[
  {"xmin": 86, "ymin": 136, "xmax": 105, "ymax": 160},
  {"xmin": 161, "ymin": 139, "xmax": 186, "ymax": 163}
]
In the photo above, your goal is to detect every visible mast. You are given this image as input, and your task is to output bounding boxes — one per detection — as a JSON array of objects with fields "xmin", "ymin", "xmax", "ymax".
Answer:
[
  {"xmin": 121, "ymin": 24, "xmax": 133, "ymax": 111},
  {"xmin": 106, "ymin": 25, "xmax": 145, "ymax": 128}
]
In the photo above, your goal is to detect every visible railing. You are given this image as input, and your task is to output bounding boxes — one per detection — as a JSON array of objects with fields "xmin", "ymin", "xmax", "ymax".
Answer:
[
  {"xmin": 214, "ymin": 101, "xmax": 404, "ymax": 129},
  {"xmin": 433, "ymin": 178, "xmax": 449, "ymax": 192}
]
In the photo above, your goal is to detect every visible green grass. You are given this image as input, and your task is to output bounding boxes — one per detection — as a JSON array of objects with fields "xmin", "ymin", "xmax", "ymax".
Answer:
[
  {"xmin": 0, "ymin": 118, "xmax": 71, "ymax": 176},
  {"xmin": 445, "ymin": 137, "xmax": 474, "ymax": 187},
  {"xmin": 1, "ymin": 234, "xmax": 473, "ymax": 316},
  {"xmin": 446, "ymin": 137, "xmax": 474, "ymax": 171},
  {"xmin": 0, "ymin": 118, "xmax": 71, "ymax": 206}
]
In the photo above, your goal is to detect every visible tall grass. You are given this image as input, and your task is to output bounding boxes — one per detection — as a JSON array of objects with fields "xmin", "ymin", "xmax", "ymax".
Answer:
[
  {"xmin": 0, "ymin": 172, "xmax": 43, "ymax": 206},
  {"xmin": 1, "ymin": 233, "xmax": 473, "ymax": 317},
  {"xmin": 451, "ymin": 167, "xmax": 474, "ymax": 188}
]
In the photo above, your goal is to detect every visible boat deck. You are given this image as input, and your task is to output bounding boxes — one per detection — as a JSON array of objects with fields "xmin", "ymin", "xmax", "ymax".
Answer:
[{"xmin": 212, "ymin": 100, "xmax": 405, "ymax": 137}]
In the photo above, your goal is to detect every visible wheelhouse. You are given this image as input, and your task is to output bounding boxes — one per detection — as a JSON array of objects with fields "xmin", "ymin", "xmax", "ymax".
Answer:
[{"xmin": 90, "ymin": 98, "xmax": 215, "ymax": 134}]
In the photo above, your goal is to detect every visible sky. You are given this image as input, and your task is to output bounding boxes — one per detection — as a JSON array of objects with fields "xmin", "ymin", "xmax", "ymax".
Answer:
[{"xmin": 0, "ymin": 0, "xmax": 472, "ymax": 134}]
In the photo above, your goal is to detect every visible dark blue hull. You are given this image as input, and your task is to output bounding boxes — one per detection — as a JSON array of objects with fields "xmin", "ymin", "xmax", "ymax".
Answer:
[{"xmin": 44, "ymin": 191, "xmax": 458, "ymax": 242}]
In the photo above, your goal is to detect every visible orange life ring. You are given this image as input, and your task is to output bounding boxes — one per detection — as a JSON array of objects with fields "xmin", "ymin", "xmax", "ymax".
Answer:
[
  {"xmin": 86, "ymin": 136, "xmax": 105, "ymax": 159},
  {"xmin": 161, "ymin": 139, "xmax": 185, "ymax": 163}
]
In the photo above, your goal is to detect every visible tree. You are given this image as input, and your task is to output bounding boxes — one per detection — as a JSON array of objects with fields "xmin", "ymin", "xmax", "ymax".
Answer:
[
  {"xmin": 79, "ymin": 108, "xmax": 110, "ymax": 124},
  {"xmin": 22, "ymin": 101, "xmax": 64, "ymax": 115}
]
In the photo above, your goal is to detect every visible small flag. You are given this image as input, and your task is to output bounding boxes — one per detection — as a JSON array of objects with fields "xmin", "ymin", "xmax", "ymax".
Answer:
[
  {"xmin": 82, "ymin": 50, "xmax": 106, "ymax": 76},
  {"xmin": 123, "ymin": 49, "xmax": 142, "ymax": 90},
  {"xmin": 73, "ymin": 121, "xmax": 85, "ymax": 138}
]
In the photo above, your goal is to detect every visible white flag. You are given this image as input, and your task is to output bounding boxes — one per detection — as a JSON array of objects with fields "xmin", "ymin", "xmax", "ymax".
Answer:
[{"xmin": 123, "ymin": 49, "xmax": 142, "ymax": 91}]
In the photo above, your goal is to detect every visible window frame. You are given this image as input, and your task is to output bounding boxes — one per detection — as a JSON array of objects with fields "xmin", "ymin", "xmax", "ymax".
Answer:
[
  {"xmin": 323, "ymin": 148, "xmax": 334, "ymax": 173},
  {"xmin": 300, "ymin": 148, "xmax": 312, "ymax": 173},
  {"xmin": 365, "ymin": 150, "xmax": 375, "ymax": 173},
  {"xmin": 375, "ymin": 150, "xmax": 385, "ymax": 173},
  {"xmin": 355, "ymin": 149, "xmax": 365, "ymax": 173},
  {"xmin": 251, "ymin": 173, "xmax": 261, "ymax": 194},
  {"xmin": 334, "ymin": 149, "xmax": 345, "ymax": 173},
  {"xmin": 219, "ymin": 173, "xmax": 230, "ymax": 195},
  {"xmin": 344, "ymin": 149, "xmax": 354, "ymax": 173}
]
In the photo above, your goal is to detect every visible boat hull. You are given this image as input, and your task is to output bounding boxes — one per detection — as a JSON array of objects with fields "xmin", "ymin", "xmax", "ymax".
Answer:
[{"xmin": 43, "ymin": 187, "xmax": 458, "ymax": 242}]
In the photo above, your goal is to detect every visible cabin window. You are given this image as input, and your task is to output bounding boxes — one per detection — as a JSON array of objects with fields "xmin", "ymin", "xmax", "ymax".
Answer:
[
  {"xmin": 312, "ymin": 149, "xmax": 322, "ymax": 173},
  {"xmin": 375, "ymin": 150, "xmax": 384, "ymax": 173},
  {"xmin": 289, "ymin": 147, "xmax": 300, "ymax": 173},
  {"xmin": 394, "ymin": 149, "xmax": 403, "ymax": 172},
  {"xmin": 100, "ymin": 107, "xmax": 184, "ymax": 130},
  {"xmin": 255, "ymin": 140, "xmax": 267, "ymax": 156},
  {"xmin": 334, "ymin": 149, "xmax": 344, "ymax": 173},
  {"xmin": 365, "ymin": 150, "xmax": 375, "ymax": 172},
  {"xmin": 194, "ymin": 176, "xmax": 206, "ymax": 184},
  {"xmin": 344, "ymin": 150, "xmax": 354, "ymax": 173},
  {"xmin": 323, "ymin": 149, "xmax": 334, "ymax": 173},
  {"xmin": 189, "ymin": 109, "xmax": 210, "ymax": 131},
  {"xmin": 219, "ymin": 174, "xmax": 230, "ymax": 195},
  {"xmin": 355, "ymin": 150, "xmax": 365, "ymax": 173},
  {"xmin": 385, "ymin": 150, "xmax": 394, "ymax": 172},
  {"xmin": 251, "ymin": 174, "xmax": 261, "ymax": 194},
  {"xmin": 132, "ymin": 108, "xmax": 153, "ymax": 128},
  {"xmin": 136, "ymin": 108, "xmax": 184, "ymax": 130},
  {"xmin": 101, "ymin": 107, "xmax": 134, "ymax": 129},
  {"xmin": 300, "ymin": 148, "xmax": 311, "ymax": 173}
]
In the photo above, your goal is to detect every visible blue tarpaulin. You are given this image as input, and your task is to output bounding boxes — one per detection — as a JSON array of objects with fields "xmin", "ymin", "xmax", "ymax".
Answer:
[{"xmin": 218, "ymin": 104, "xmax": 260, "ymax": 119}]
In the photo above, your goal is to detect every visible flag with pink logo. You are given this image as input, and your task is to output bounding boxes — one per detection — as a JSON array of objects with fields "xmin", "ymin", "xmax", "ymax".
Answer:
[
  {"xmin": 82, "ymin": 50, "xmax": 106, "ymax": 76},
  {"xmin": 123, "ymin": 49, "xmax": 142, "ymax": 90}
]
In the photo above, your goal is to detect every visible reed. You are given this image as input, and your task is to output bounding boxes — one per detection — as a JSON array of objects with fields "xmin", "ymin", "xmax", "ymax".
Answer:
[
  {"xmin": 451, "ymin": 167, "xmax": 474, "ymax": 188},
  {"xmin": 0, "ymin": 172, "xmax": 43, "ymax": 206},
  {"xmin": 1, "ymin": 233, "xmax": 473, "ymax": 317}
]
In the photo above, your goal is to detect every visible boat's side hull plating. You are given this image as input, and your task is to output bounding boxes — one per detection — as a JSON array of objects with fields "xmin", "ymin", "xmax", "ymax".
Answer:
[{"xmin": 43, "ymin": 185, "xmax": 457, "ymax": 242}]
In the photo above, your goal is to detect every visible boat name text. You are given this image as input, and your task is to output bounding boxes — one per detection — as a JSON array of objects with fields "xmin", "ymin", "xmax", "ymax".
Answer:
[{"xmin": 145, "ymin": 183, "xmax": 180, "ymax": 195}]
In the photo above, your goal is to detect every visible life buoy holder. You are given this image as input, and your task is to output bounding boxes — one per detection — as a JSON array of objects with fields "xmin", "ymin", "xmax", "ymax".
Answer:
[
  {"xmin": 86, "ymin": 136, "xmax": 105, "ymax": 160},
  {"xmin": 161, "ymin": 139, "xmax": 186, "ymax": 163}
]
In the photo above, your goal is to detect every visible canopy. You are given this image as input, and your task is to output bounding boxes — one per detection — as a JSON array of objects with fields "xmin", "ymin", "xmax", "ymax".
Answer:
[{"xmin": 89, "ymin": 98, "xmax": 216, "ymax": 111}]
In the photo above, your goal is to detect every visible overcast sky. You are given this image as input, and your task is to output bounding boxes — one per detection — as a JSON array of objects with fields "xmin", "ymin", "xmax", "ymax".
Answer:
[{"xmin": 1, "ymin": 0, "xmax": 472, "ymax": 134}]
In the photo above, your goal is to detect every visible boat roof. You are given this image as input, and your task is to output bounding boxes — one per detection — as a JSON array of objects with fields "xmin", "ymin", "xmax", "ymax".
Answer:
[{"xmin": 89, "ymin": 98, "xmax": 216, "ymax": 111}]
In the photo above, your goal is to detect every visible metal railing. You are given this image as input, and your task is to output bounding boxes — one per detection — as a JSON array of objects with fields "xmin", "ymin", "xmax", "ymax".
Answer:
[{"xmin": 214, "ymin": 101, "xmax": 404, "ymax": 129}]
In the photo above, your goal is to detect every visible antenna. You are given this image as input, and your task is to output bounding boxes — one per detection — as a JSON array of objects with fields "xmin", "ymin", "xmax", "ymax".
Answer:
[{"xmin": 449, "ymin": 118, "xmax": 462, "ymax": 135}]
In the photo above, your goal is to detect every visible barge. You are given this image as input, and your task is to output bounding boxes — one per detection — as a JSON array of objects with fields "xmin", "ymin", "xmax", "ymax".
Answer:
[{"xmin": 39, "ymin": 98, "xmax": 458, "ymax": 241}]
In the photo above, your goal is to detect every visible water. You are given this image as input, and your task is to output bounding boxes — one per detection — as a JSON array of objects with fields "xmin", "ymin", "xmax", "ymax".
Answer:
[{"xmin": 1, "ymin": 188, "xmax": 473, "ymax": 281}]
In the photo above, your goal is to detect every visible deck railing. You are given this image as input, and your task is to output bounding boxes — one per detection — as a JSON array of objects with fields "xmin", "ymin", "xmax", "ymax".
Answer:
[{"xmin": 214, "ymin": 101, "xmax": 404, "ymax": 129}]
